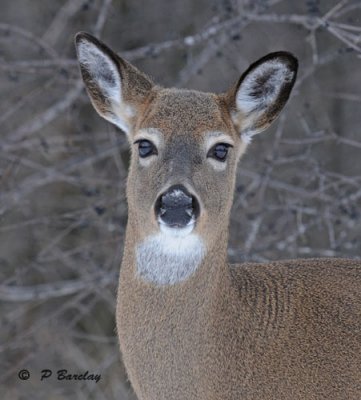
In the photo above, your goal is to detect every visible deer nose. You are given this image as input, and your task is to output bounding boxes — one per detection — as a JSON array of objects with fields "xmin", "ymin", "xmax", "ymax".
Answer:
[{"xmin": 155, "ymin": 185, "xmax": 200, "ymax": 228}]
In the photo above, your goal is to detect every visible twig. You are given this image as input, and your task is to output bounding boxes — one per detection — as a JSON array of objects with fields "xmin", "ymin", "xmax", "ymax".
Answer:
[{"xmin": 0, "ymin": 273, "xmax": 116, "ymax": 302}]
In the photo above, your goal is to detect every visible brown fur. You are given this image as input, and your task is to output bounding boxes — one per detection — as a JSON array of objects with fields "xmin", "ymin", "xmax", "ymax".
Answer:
[{"xmin": 75, "ymin": 32, "xmax": 361, "ymax": 400}]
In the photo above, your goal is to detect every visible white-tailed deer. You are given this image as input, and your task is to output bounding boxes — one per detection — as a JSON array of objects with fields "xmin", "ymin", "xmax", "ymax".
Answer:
[{"xmin": 75, "ymin": 32, "xmax": 361, "ymax": 400}]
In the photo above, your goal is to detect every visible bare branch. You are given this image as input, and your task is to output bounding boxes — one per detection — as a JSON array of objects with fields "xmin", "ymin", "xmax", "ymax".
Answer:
[{"xmin": 0, "ymin": 273, "xmax": 116, "ymax": 302}]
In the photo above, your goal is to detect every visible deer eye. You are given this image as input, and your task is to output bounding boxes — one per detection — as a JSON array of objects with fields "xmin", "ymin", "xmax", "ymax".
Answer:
[
  {"xmin": 135, "ymin": 139, "xmax": 157, "ymax": 158},
  {"xmin": 207, "ymin": 143, "xmax": 232, "ymax": 162}
]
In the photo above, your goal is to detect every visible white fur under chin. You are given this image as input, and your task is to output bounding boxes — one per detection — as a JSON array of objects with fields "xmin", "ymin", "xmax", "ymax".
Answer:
[
  {"xmin": 136, "ymin": 227, "xmax": 205, "ymax": 285},
  {"xmin": 159, "ymin": 221, "xmax": 195, "ymax": 237}
]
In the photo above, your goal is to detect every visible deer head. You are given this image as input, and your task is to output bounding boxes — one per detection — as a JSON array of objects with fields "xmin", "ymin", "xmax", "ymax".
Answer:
[{"xmin": 75, "ymin": 32, "xmax": 297, "ymax": 284}]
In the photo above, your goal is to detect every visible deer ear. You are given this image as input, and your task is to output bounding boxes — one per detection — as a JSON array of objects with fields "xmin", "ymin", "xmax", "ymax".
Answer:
[
  {"xmin": 74, "ymin": 32, "xmax": 153, "ymax": 135},
  {"xmin": 229, "ymin": 52, "xmax": 297, "ymax": 143}
]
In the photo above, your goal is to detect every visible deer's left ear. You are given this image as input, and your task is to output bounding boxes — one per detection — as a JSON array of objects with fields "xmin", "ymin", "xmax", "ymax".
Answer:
[{"xmin": 228, "ymin": 52, "xmax": 298, "ymax": 142}]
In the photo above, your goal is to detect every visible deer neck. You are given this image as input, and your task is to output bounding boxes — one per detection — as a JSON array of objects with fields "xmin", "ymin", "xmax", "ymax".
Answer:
[{"xmin": 117, "ymin": 221, "xmax": 234, "ymax": 399}]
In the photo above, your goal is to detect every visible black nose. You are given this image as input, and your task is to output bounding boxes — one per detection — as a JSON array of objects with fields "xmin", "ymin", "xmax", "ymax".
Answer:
[{"xmin": 155, "ymin": 185, "xmax": 200, "ymax": 228}]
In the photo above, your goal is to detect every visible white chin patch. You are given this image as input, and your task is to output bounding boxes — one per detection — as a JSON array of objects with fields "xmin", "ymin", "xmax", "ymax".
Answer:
[
  {"xmin": 136, "ymin": 227, "xmax": 205, "ymax": 285},
  {"xmin": 159, "ymin": 220, "xmax": 195, "ymax": 237}
]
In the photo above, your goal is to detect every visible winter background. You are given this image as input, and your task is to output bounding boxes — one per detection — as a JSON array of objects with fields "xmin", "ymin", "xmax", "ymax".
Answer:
[{"xmin": 1, "ymin": 0, "xmax": 360, "ymax": 398}]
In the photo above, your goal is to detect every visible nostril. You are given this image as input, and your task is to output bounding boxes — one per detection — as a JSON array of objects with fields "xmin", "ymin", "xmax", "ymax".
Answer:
[{"xmin": 191, "ymin": 195, "xmax": 200, "ymax": 220}]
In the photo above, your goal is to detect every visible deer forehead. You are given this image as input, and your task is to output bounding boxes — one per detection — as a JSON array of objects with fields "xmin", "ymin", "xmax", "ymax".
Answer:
[{"xmin": 135, "ymin": 88, "xmax": 237, "ymax": 141}]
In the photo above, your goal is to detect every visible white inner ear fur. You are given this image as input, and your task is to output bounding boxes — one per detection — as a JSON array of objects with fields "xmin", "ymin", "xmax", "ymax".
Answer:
[
  {"xmin": 136, "ymin": 232, "xmax": 205, "ymax": 285},
  {"xmin": 77, "ymin": 40, "xmax": 121, "ymax": 104},
  {"xmin": 236, "ymin": 60, "xmax": 293, "ymax": 113},
  {"xmin": 235, "ymin": 60, "xmax": 294, "ymax": 139},
  {"xmin": 77, "ymin": 40, "xmax": 133, "ymax": 133}
]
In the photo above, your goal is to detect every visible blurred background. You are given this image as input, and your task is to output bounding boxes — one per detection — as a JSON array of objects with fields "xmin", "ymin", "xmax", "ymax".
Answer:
[{"xmin": 1, "ymin": 0, "xmax": 360, "ymax": 398}]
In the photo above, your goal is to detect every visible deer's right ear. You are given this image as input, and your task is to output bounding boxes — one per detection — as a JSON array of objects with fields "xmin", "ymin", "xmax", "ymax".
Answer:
[{"xmin": 74, "ymin": 32, "xmax": 153, "ymax": 135}]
